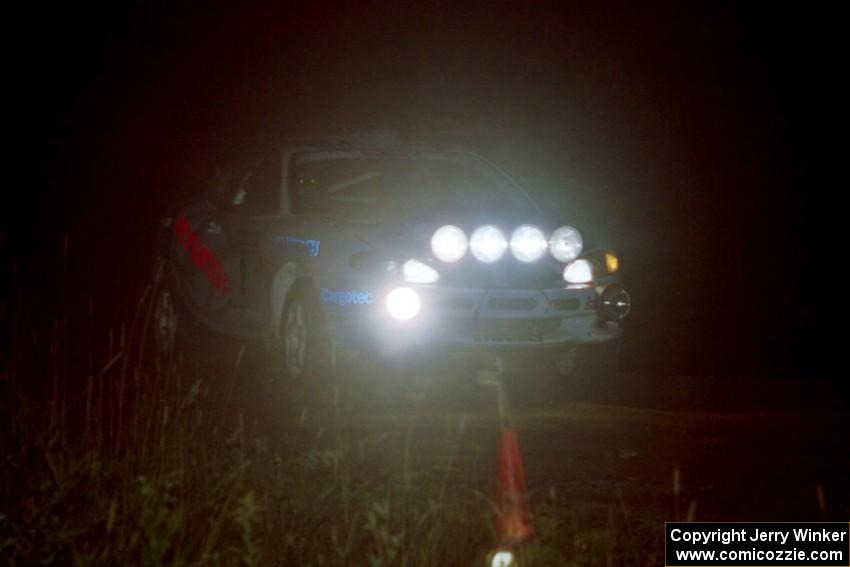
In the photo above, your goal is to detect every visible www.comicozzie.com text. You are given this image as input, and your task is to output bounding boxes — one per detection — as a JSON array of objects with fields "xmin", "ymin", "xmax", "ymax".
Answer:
[{"xmin": 670, "ymin": 527, "xmax": 848, "ymax": 546}]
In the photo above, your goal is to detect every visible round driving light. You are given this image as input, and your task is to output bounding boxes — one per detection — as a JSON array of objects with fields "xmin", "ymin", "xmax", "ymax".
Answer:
[
  {"xmin": 549, "ymin": 225, "xmax": 583, "ymax": 262},
  {"xmin": 431, "ymin": 225, "xmax": 467, "ymax": 263},
  {"xmin": 563, "ymin": 259, "xmax": 593, "ymax": 284},
  {"xmin": 469, "ymin": 225, "xmax": 508, "ymax": 263},
  {"xmin": 598, "ymin": 284, "xmax": 632, "ymax": 321},
  {"xmin": 386, "ymin": 287, "xmax": 421, "ymax": 321},
  {"xmin": 510, "ymin": 224, "xmax": 548, "ymax": 262}
]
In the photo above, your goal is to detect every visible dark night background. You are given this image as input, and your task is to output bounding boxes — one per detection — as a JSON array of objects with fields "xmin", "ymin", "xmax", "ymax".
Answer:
[{"xmin": 4, "ymin": 2, "xmax": 843, "ymax": 380}]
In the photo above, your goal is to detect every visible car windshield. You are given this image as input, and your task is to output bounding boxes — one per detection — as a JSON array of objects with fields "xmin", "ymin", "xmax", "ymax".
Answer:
[{"xmin": 289, "ymin": 152, "xmax": 533, "ymax": 219}]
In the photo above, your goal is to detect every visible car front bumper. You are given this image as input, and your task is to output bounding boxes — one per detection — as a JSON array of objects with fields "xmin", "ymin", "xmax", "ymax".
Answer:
[{"xmin": 323, "ymin": 283, "xmax": 624, "ymax": 355}]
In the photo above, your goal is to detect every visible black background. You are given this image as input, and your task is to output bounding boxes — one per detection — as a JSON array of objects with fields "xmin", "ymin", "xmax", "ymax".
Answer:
[{"xmin": 3, "ymin": 2, "xmax": 843, "ymax": 378}]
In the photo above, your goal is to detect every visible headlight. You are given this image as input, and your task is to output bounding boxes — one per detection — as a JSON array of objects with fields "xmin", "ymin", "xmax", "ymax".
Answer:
[
  {"xmin": 469, "ymin": 225, "xmax": 508, "ymax": 263},
  {"xmin": 563, "ymin": 259, "xmax": 593, "ymax": 284},
  {"xmin": 549, "ymin": 226, "xmax": 583, "ymax": 262},
  {"xmin": 386, "ymin": 287, "xmax": 421, "ymax": 320},
  {"xmin": 510, "ymin": 224, "xmax": 547, "ymax": 262},
  {"xmin": 431, "ymin": 225, "xmax": 467, "ymax": 263},
  {"xmin": 402, "ymin": 259, "xmax": 439, "ymax": 284}
]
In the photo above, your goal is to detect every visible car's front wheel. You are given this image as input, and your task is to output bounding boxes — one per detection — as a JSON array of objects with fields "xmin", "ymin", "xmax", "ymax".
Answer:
[
  {"xmin": 276, "ymin": 286, "xmax": 336, "ymax": 420},
  {"xmin": 280, "ymin": 288, "xmax": 331, "ymax": 379}
]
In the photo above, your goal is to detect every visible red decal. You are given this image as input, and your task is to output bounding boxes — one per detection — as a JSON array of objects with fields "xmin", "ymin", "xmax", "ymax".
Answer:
[
  {"xmin": 174, "ymin": 214, "xmax": 191, "ymax": 246},
  {"xmin": 174, "ymin": 213, "xmax": 229, "ymax": 295}
]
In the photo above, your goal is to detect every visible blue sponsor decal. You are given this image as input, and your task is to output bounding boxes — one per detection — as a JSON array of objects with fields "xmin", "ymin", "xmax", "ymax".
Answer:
[
  {"xmin": 275, "ymin": 236, "xmax": 320, "ymax": 257},
  {"xmin": 322, "ymin": 288, "xmax": 374, "ymax": 306}
]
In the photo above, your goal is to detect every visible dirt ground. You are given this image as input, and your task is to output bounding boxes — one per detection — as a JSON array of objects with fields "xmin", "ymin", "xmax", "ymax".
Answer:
[{"xmin": 203, "ymin": 342, "xmax": 850, "ymax": 531}]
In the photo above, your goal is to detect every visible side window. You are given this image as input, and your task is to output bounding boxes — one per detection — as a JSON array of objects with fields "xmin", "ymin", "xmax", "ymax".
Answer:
[{"xmin": 211, "ymin": 150, "xmax": 281, "ymax": 215}]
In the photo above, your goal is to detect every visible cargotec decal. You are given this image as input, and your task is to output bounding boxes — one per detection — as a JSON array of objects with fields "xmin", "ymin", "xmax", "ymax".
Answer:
[
  {"xmin": 174, "ymin": 213, "xmax": 230, "ymax": 295},
  {"xmin": 321, "ymin": 288, "xmax": 373, "ymax": 306},
  {"xmin": 276, "ymin": 236, "xmax": 320, "ymax": 257}
]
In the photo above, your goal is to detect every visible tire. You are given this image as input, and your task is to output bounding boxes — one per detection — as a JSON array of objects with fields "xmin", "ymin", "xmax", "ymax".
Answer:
[
  {"xmin": 276, "ymin": 285, "xmax": 337, "ymax": 421},
  {"xmin": 148, "ymin": 282, "xmax": 210, "ymax": 373},
  {"xmin": 147, "ymin": 263, "xmax": 223, "ymax": 376}
]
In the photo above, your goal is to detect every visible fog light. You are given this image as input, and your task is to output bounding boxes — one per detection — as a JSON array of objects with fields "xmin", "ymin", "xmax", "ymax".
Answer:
[
  {"xmin": 598, "ymin": 284, "xmax": 631, "ymax": 321},
  {"xmin": 386, "ymin": 287, "xmax": 421, "ymax": 320}
]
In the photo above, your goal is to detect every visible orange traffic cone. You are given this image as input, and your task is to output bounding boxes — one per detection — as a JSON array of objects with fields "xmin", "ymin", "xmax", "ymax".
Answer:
[{"xmin": 496, "ymin": 429, "xmax": 534, "ymax": 545}]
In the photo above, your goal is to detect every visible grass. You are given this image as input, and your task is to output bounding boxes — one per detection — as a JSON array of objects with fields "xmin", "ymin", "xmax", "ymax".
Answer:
[{"xmin": 0, "ymin": 244, "xmax": 670, "ymax": 566}]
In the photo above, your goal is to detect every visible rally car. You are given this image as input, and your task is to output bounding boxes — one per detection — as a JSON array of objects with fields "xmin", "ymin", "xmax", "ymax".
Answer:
[{"xmin": 153, "ymin": 133, "xmax": 631, "ymax": 389}]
